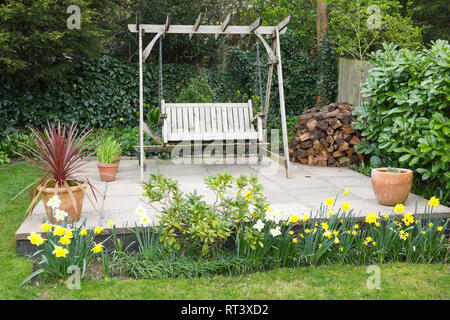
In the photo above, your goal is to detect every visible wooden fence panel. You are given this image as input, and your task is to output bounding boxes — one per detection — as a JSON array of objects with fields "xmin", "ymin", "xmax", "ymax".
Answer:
[{"xmin": 337, "ymin": 58, "xmax": 370, "ymax": 107}]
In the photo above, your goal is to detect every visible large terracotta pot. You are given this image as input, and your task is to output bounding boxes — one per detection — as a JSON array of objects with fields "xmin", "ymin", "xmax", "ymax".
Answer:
[
  {"xmin": 371, "ymin": 168, "xmax": 413, "ymax": 206},
  {"xmin": 38, "ymin": 182, "xmax": 87, "ymax": 223},
  {"xmin": 97, "ymin": 162, "xmax": 119, "ymax": 182}
]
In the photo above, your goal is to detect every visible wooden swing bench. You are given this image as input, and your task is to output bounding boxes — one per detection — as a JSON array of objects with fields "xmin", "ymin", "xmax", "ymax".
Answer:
[
  {"xmin": 130, "ymin": 12, "xmax": 292, "ymax": 178},
  {"xmin": 134, "ymin": 100, "xmax": 267, "ymax": 158}
]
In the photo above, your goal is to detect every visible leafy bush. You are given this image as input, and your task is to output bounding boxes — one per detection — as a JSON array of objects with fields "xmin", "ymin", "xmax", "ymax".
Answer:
[
  {"xmin": 177, "ymin": 72, "xmax": 216, "ymax": 103},
  {"xmin": 354, "ymin": 40, "xmax": 450, "ymax": 190}
]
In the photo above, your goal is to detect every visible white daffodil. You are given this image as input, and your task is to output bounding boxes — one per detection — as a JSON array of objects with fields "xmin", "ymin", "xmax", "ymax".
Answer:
[
  {"xmin": 140, "ymin": 215, "xmax": 150, "ymax": 226},
  {"xmin": 270, "ymin": 226, "xmax": 281, "ymax": 237},
  {"xmin": 265, "ymin": 211, "xmax": 282, "ymax": 224},
  {"xmin": 54, "ymin": 209, "xmax": 68, "ymax": 222},
  {"xmin": 47, "ymin": 195, "xmax": 61, "ymax": 209},
  {"xmin": 135, "ymin": 205, "xmax": 146, "ymax": 215},
  {"xmin": 252, "ymin": 219, "xmax": 265, "ymax": 232}
]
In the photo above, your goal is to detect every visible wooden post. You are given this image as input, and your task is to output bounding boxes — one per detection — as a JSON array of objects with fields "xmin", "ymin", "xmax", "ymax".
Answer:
[
  {"xmin": 316, "ymin": 1, "xmax": 329, "ymax": 105},
  {"xmin": 139, "ymin": 26, "xmax": 144, "ymax": 181},
  {"xmin": 275, "ymin": 27, "xmax": 290, "ymax": 178},
  {"xmin": 262, "ymin": 39, "xmax": 277, "ymax": 132}
]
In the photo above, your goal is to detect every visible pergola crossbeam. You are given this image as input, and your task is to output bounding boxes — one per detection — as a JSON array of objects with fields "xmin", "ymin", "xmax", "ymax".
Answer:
[
  {"xmin": 189, "ymin": 13, "xmax": 203, "ymax": 39},
  {"xmin": 241, "ymin": 17, "xmax": 262, "ymax": 39},
  {"xmin": 215, "ymin": 14, "xmax": 232, "ymax": 40},
  {"xmin": 128, "ymin": 24, "xmax": 286, "ymax": 36}
]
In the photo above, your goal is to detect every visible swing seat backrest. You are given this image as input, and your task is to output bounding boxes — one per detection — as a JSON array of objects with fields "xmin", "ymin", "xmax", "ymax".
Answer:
[{"xmin": 159, "ymin": 100, "xmax": 263, "ymax": 143}]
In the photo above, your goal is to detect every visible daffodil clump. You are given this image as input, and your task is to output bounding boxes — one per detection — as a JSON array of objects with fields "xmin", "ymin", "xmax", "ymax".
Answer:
[
  {"xmin": 22, "ymin": 195, "xmax": 110, "ymax": 286},
  {"xmin": 143, "ymin": 174, "xmax": 448, "ymax": 268}
]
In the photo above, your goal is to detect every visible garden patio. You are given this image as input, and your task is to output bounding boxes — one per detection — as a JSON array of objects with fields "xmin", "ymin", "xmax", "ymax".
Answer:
[{"xmin": 15, "ymin": 157, "xmax": 450, "ymax": 255}]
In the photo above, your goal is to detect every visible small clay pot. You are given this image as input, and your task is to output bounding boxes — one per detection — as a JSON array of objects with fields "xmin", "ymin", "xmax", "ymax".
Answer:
[
  {"xmin": 371, "ymin": 168, "xmax": 413, "ymax": 206},
  {"xmin": 38, "ymin": 182, "xmax": 87, "ymax": 223},
  {"xmin": 97, "ymin": 162, "xmax": 119, "ymax": 182}
]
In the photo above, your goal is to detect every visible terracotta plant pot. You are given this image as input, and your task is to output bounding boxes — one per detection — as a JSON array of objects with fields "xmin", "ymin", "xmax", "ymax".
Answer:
[
  {"xmin": 371, "ymin": 168, "xmax": 413, "ymax": 206},
  {"xmin": 38, "ymin": 182, "xmax": 87, "ymax": 223},
  {"xmin": 113, "ymin": 156, "xmax": 121, "ymax": 164},
  {"xmin": 97, "ymin": 162, "xmax": 119, "ymax": 182}
]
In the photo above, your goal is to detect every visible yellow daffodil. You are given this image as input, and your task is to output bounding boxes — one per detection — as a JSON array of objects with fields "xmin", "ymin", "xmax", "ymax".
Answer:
[
  {"xmin": 91, "ymin": 243, "xmax": 104, "ymax": 253},
  {"xmin": 421, "ymin": 231, "xmax": 426, "ymax": 235},
  {"xmin": 365, "ymin": 212, "xmax": 379, "ymax": 224},
  {"xmin": 52, "ymin": 245, "xmax": 69, "ymax": 258},
  {"xmin": 244, "ymin": 192, "xmax": 252, "ymax": 201},
  {"xmin": 305, "ymin": 229, "xmax": 311, "ymax": 234},
  {"xmin": 402, "ymin": 213, "xmax": 415, "ymax": 226},
  {"xmin": 334, "ymin": 237, "xmax": 340, "ymax": 244},
  {"xmin": 53, "ymin": 226, "xmax": 65, "ymax": 237},
  {"xmin": 107, "ymin": 220, "xmax": 114, "ymax": 227},
  {"xmin": 383, "ymin": 215, "xmax": 389, "ymax": 220},
  {"xmin": 323, "ymin": 230, "xmax": 332, "ymax": 239},
  {"xmin": 394, "ymin": 203, "xmax": 405, "ymax": 214},
  {"xmin": 428, "ymin": 222, "xmax": 433, "ymax": 227},
  {"xmin": 94, "ymin": 226, "xmax": 103, "ymax": 235},
  {"xmin": 321, "ymin": 222, "xmax": 329, "ymax": 230},
  {"xmin": 64, "ymin": 229, "xmax": 74, "ymax": 239},
  {"xmin": 292, "ymin": 238, "xmax": 298, "ymax": 244},
  {"xmin": 41, "ymin": 223, "xmax": 53, "ymax": 232},
  {"xmin": 289, "ymin": 231, "xmax": 294, "ymax": 236},
  {"xmin": 59, "ymin": 236, "xmax": 71, "ymax": 245},
  {"xmin": 437, "ymin": 226, "xmax": 443, "ymax": 232},
  {"xmin": 343, "ymin": 187, "xmax": 349, "ymax": 195},
  {"xmin": 327, "ymin": 208, "xmax": 335, "ymax": 216},
  {"xmin": 340, "ymin": 247, "xmax": 344, "ymax": 252},
  {"xmin": 318, "ymin": 243, "xmax": 322, "ymax": 248},
  {"xmin": 301, "ymin": 214, "xmax": 309, "ymax": 222},
  {"xmin": 289, "ymin": 215, "xmax": 299, "ymax": 223},
  {"xmin": 428, "ymin": 196, "xmax": 440, "ymax": 208},
  {"xmin": 340, "ymin": 202, "xmax": 351, "ymax": 211},
  {"xmin": 325, "ymin": 198, "xmax": 334, "ymax": 206},
  {"xmin": 354, "ymin": 224, "xmax": 359, "ymax": 229},
  {"xmin": 352, "ymin": 230, "xmax": 357, "ymax": 236},
  {"xmin": 27, "ymin": 232, "xmax": 46, "ymax": 246},
  {"xmin": 79, "ymin": 229, "xmax": 87, "ymax": 236}
]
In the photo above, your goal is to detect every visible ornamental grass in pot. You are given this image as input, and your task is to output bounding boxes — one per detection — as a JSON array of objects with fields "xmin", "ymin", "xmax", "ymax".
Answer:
[
  {"xmin": 371, "ymin": 167, "xmax": 413, "ymax": 206},
  {"xmin": 96, "ymin": 136, "xmax": 122, "ymax": 182},
  {"xmin": 14, "ymin": 122, "xmax": 98, "ymax": 223}
]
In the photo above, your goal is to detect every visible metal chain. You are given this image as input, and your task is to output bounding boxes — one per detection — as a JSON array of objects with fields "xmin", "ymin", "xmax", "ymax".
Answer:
[
  {"xmin": 255, "ymin": 42, "xmax": 264, "ymax": 109},
  {"xmin": 158, "ymin": 37, "xmax": 164, "ymax": 108}
]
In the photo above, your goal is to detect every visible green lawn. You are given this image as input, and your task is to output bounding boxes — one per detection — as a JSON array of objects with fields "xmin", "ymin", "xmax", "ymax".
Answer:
[{"xmin": 1, "ymin": 163, "xmax": 449, "ymax": 300}]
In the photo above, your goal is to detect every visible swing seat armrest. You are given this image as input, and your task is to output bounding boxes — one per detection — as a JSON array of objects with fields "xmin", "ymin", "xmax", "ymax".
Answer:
[
  {"xmin": 158, "ymin": 113, "xmax": 167, "ymax": 126},
  {"xmin": 251, "ymin": 113, "xmax": 265, "ymax": 125}
]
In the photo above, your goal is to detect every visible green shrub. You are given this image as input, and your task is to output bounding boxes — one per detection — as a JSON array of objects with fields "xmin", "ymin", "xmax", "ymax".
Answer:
[
  {"xmin": 354, "ymin": 40, "xmax": 450, "ymax": 190},
  {"xmin": 177, "ymin": 72, "xmax": 215, "ymax": 103}
]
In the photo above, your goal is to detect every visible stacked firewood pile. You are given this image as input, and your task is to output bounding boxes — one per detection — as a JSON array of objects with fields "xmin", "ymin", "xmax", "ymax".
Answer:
[{"xmin": 289, "ymin": 102, "xmax": 363, "ymax": 167}]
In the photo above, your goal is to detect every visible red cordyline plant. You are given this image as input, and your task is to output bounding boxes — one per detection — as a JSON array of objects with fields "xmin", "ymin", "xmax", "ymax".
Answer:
[{"xmin": 14, "ymin": 121, "xmax": 99, "ymax": 214}]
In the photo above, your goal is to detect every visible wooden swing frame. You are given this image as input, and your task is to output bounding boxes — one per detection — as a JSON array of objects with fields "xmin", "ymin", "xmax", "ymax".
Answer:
[{"xmin": 128, "ymin": 13, "xmax": 292, "ymax": 179}]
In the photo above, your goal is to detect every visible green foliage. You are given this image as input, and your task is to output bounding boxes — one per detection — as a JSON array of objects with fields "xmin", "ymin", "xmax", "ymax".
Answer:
[
  {"xmin": 96, "ymin": 136, "xmax": 122, "ymax": 164},
  {"xmin": 0, "ymin": 151, "xmax": 10, "ymax": 164},
  {"xmin": 0, "ymin": 56, "xmax": 198, "ymax": 137},
  {"xmin": 354, "ymin": 40, "xmax": 450, "ymax": 190},
  {"xmin": 410, "ymin": 0, "xmax": 450, "ymax": 44},
  {"xmin": 0, "ymin": 0, "xmax": 113, "ymax": 84},
  {"xmin": 177, "ymin": 72, "xmax": 215, "ymax": 103},
  {"xmin": 241, "ymin": 0, "xmax": 317, "ymax": 50},
  {"xmin": 327, "ymin": 0, "xmax": 423, "ymax": 60}
]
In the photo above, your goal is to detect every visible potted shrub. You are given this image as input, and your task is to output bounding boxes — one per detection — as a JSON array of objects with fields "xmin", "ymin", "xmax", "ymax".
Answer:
[
  {"xmin": 15, "ymin": 122, "xmax": 98, "ymax": 222},
  {"xmin": 371, "ymin": 167, "xmax": 413, "ymax": 206},
  {"xmin": 97, "ymin": 136, "xmax": 122, "ymax": 182}
]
